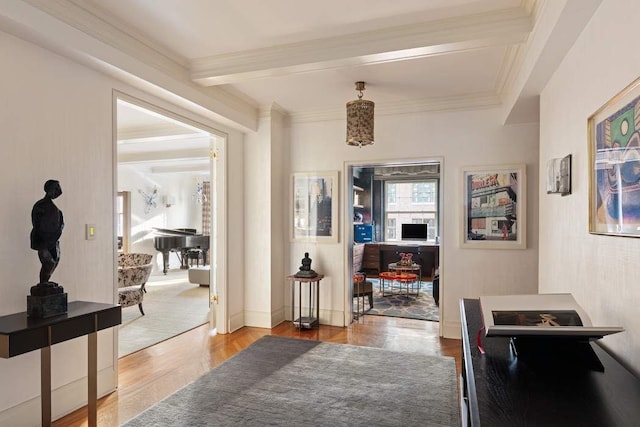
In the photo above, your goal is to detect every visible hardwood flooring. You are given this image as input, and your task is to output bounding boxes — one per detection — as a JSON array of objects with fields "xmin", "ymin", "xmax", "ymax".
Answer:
[{"xmin": 54, "ymin": 316, "xmax": 461, "ymax": 426}]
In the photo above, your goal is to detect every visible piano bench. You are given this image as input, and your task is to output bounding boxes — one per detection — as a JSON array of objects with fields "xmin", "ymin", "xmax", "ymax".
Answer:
[
  {"xmin": 188, "ymin": 266, "xmax": 210, "ymax": 287},
  {"xmin": 186, "ymin": 249, "xmax": 204, "ymax": 267}
]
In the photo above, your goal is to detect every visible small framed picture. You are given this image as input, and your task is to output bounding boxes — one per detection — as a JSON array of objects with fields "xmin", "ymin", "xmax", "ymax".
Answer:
[
  {"xmin": 461, "ymin": 164, "xmax": 526, "ymax": 249},
  {"xmin": 291, "ymin": 171, "xmax": 339, "ymax": 243},
  {"xmin": 546, "ymin": 154, "xmax": 572, "ymax": 196}
]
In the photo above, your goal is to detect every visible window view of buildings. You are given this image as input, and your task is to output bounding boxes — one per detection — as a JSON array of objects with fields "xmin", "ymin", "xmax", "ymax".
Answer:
[{"xmin": 384, "ymin": 181, "xmax": 438, "ymax": 242}]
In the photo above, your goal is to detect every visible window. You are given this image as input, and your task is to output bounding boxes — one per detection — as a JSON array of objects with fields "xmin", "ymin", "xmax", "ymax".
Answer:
[
  {"xmin": 387, "ymin": 183, "xmax": 396, "ymax": 204},
  {"xmin": 117, "ymin": 191, "xmax": 131, "ymax": 252},
  {"xmin": 387, "ymin": 218, "xmax": 396, "ymax": 239},
  {"xmin": 412, "ymin": 182, "xmax": 435, "ymax": 203},
  {"xmin": 384, "ymin": 180, "xmax": 438, "ymax": 242}
]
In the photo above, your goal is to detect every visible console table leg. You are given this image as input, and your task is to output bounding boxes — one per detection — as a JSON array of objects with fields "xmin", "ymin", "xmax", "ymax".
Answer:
[
  {"xmin": 88, "ymin": 330, "xmax": 97, "ymax": 427},
  {"xmin": 41, "ymin": 345, "xmax": 51, "ymax": 427}
]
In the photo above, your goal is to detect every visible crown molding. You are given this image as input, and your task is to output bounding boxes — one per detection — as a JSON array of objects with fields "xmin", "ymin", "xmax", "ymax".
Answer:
[
  {"xmin": 496, "ymin": 0, "xmax": 545, "ymax": 97},
  {"xmin": 288, "ymin": 92, "xmax": 501, "ymax": 124},
  {"xmin": 25, "ymin": 0, "xmax": 189, "ymax": 75},
  {"xmin": 191, "ymin": 7, "xmax": 532, "ymax": 86},
  {"xmin": 8, "ymin": 0, "xmax": 258, "ymax": 131},
  {"xmin": 258, "ymin": 103, "xmax": 289, "ymax": 119}
]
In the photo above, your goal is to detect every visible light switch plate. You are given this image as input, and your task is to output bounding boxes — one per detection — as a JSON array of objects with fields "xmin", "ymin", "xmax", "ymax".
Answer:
[{"xmin": 86, "ymin": 224, "xmax": 96, "ymax": 240}]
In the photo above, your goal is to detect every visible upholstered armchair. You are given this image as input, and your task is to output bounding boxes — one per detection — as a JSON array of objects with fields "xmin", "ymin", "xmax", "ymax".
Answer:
[{"xmin": 117, "ymin": 253, "xmax": 153, "ymax": 315}]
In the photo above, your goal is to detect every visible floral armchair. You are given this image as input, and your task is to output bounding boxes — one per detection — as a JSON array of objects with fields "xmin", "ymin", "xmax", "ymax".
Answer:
[{"xmin": 117, "ymin": 253, "xmax": 153, "ymax": 315}]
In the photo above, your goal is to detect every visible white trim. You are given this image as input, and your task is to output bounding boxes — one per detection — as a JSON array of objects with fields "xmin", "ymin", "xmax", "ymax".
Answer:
[
  {"xmin": 0, "ymin": 366, "xmax": 117, "ymax": 426},
  {"xmin": 1, "ymin": 0, "xmax": 258, "ymax": 131},
  {"xmin": 342, "ymin": 157, "xmax": 445, "ymax": 334},
  {"xmin": 288, "ymin": 92, "xmax": 501, "ymax": 123},
  {"xmin": 113, "ymin": 91, "xmax": 230, "ymax": 335}
]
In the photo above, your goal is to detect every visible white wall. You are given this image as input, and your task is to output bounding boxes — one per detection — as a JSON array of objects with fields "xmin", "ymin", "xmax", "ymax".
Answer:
[
  {"xmin": 287, "ymin": 108, "xmax": 539, "ymax": 337},
  {"xmin": 539, "ymin": 0, "xmax": 640, "ymax": 375},
  {"xmin": 0, "ymin": 28, "xmax": 117, "ymax": 421},
  {"xmin": 243, "ymin": 106, "xmax": 288, "ymax": 329},
  {"xmin": 118, "ymin": 165, "xmax": 206, "ymax": 272},
  {"xmin": 224, "ymin": 130, "xmax": 245, "ymax": 333},
  {"xmin": 0, "ymin": 27, "xmax": 246, "ymax": 424},
  {"xmin": 269, "ymin": 108, "xmax": 288, "ymax": 326}
]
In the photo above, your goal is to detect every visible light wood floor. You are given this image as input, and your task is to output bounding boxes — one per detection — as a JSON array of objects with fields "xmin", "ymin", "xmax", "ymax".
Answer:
[{"xmin": 54, "ymin": 315, "xmax": 462, "ymax": 426}]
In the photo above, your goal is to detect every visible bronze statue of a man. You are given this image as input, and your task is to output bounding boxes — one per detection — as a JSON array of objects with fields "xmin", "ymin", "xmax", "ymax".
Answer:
[{"xmin": 30, "ymin": 180, "xmax": 64, "ymax": 285}]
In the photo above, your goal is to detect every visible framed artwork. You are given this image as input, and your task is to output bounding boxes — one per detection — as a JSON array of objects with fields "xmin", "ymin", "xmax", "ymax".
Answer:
[
  {"xmin": 291, "ymin": 171, "xmax": 339, "ymax": 243},
  {"xmin": 546, "ymin": 154, "xmax": 572, "ymax": 196},
  {"xmin": 588, "ymin": 76, "xmax": 640, "ymax": 237},
  {"xmin": 461, "ymin": 164, "xmax": 526, "ymax": 249}
]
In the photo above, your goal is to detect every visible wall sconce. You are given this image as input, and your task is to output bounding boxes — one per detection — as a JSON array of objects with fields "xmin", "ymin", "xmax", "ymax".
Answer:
[
  {"xmin": 346, "ymin": 81, "xmax": 375, "ymax": 147},
  {"xmin": 164, "ymin": 195, "xmax": 176, "ymax": 207}
]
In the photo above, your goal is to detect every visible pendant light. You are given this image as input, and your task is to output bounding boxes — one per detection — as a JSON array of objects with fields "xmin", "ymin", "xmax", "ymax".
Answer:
[{"xmin": 346, "ymin": 81, "xmax": 374, "ymax": 147}]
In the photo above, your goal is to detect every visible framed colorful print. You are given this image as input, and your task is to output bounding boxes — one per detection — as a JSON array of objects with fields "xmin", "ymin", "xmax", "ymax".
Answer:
[
  {"xmin": 461, "ymin": 164, "xmax": 526, "ymax": 249},
  {"xmin": 291, "ymin": 171, "xmax": 339, "ymax": 243},
  {"xmin": 588, "ymin": 76, "xmax": 640, "ymax": 237}
]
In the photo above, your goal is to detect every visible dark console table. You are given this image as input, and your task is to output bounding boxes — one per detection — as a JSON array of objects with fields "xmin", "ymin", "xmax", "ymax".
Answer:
[
  {"xmin": 460, "ymin": 298, "xmax": 640, "ymax": 426},
  {"xmin": 0, "ymin": 301, "xmax": 121, "ymax": 427}
]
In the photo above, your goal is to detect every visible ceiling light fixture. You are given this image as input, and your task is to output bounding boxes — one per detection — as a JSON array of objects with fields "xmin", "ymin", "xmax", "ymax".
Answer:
[{"xmin": 346, "ymin": 81, "xmax": 374, "ymax": 147}]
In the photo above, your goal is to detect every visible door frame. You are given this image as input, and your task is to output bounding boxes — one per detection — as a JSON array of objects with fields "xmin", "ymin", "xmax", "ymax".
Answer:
[
  {"xmin": 343, "ymin": 157, "xmax": 444, "ymax": 335},
  {"xmin": 112, "ymin": 90, "xmax": 229, "ymax": 335}
]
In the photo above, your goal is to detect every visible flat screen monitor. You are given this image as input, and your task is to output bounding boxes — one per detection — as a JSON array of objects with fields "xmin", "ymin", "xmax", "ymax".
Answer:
[{"xmin": 401, "ymin": 223, "xmax": 428, "ymax": 241}]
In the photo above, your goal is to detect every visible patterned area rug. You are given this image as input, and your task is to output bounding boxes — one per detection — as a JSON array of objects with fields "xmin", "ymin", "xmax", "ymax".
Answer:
[{"xmin": 355, "ymin": 279, "xmax": 439, "ymax": 322}]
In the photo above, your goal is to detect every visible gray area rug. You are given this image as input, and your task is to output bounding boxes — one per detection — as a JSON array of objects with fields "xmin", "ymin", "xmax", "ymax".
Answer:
[
  {"xmin": 360, "ymin": 280, "xmax": 439, "ymax": 322},
  {"xmin": 119, "ymin": 275, "xmax": 209, "ymax": 357},
  {"xmin": 123, "ymin": 336, "xmax": 459, "ymax": 426}
]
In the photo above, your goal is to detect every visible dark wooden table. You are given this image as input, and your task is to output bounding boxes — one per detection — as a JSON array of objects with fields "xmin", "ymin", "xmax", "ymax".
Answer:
[
  {"xmin": 0, "ymin": 301, "xmax": 121, "ymax": 427},
  {"xmin": 460, "ymin": 298, "xmax": 640, "ymax": 426}
]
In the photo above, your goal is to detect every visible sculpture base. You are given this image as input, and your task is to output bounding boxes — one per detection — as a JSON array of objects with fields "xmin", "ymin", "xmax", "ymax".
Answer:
[
  {"xmin": 27, "ymin": 290, "xmax": 68, "ymax": 319},
  {"xmin": 294, "ymin": 270, "xmax": 318, "ymax": 278}
]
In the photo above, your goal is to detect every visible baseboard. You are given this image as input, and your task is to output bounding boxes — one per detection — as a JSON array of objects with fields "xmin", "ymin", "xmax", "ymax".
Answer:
[
  {"xmin": 270, "ymin": 306, "xmax": 285, "ymax": 328},
  {"xmin": 284, "ymin": 305, "xmax": 345, "ymax": 327},
  {"xmin": 0, "ymin": 367, "xmax": 117, "ymax": 426},
  {"xmin": 228, "ymin": 311, "xmax": 245, "ymax": 332},
  {"xmin": 442, "ymin": 319, "xmax": 461, "ymax": 339},
  {"xmin": 243, "ymin": 310, "xmax": 272, "ymax": 328}
]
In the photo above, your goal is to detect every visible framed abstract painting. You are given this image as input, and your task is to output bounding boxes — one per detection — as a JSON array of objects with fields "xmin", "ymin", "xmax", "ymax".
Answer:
[{"xmin": 588, "ymin": 76, "xmax": 640, "ymax": 237}]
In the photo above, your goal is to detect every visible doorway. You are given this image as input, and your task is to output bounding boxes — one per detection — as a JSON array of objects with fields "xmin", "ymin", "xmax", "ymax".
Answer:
[
  {"xmin": 347, "ymin": 160, "xmax": 443, "ymax": 331},
  {"xmin": 114, "ymin": 93, "xmax": 226, "ymax": 356}
]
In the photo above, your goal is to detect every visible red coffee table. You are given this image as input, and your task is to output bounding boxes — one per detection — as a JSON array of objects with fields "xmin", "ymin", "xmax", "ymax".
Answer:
[{"xmin": 379, "ymin": 271, "xmax": 418, "ymax": 297}]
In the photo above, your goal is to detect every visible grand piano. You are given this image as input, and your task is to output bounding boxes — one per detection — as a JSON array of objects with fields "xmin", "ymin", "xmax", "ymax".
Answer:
[{"xmin": 153, "ymin": 228, "xmax": 210, "ymax": 274}]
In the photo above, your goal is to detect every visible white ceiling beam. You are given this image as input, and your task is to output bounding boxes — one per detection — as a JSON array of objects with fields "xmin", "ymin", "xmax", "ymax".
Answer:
[
  {"xmin": 191, "ymin": 8, "xmax": 532, "ymax": 86},
  {"xmin": 500, "ymin": 0, "xmax": 603, "ymax": 124},
  {"xmin": 151, "ymin": 164, "xmax": 210, "ymax": 174},
  {"xmin": 117, "ymin": 125, "xmax": 203, "ymax": 142},
  {"xmin": 118, "ymin": 149, "xmax": 209, "ymax": 164}
]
